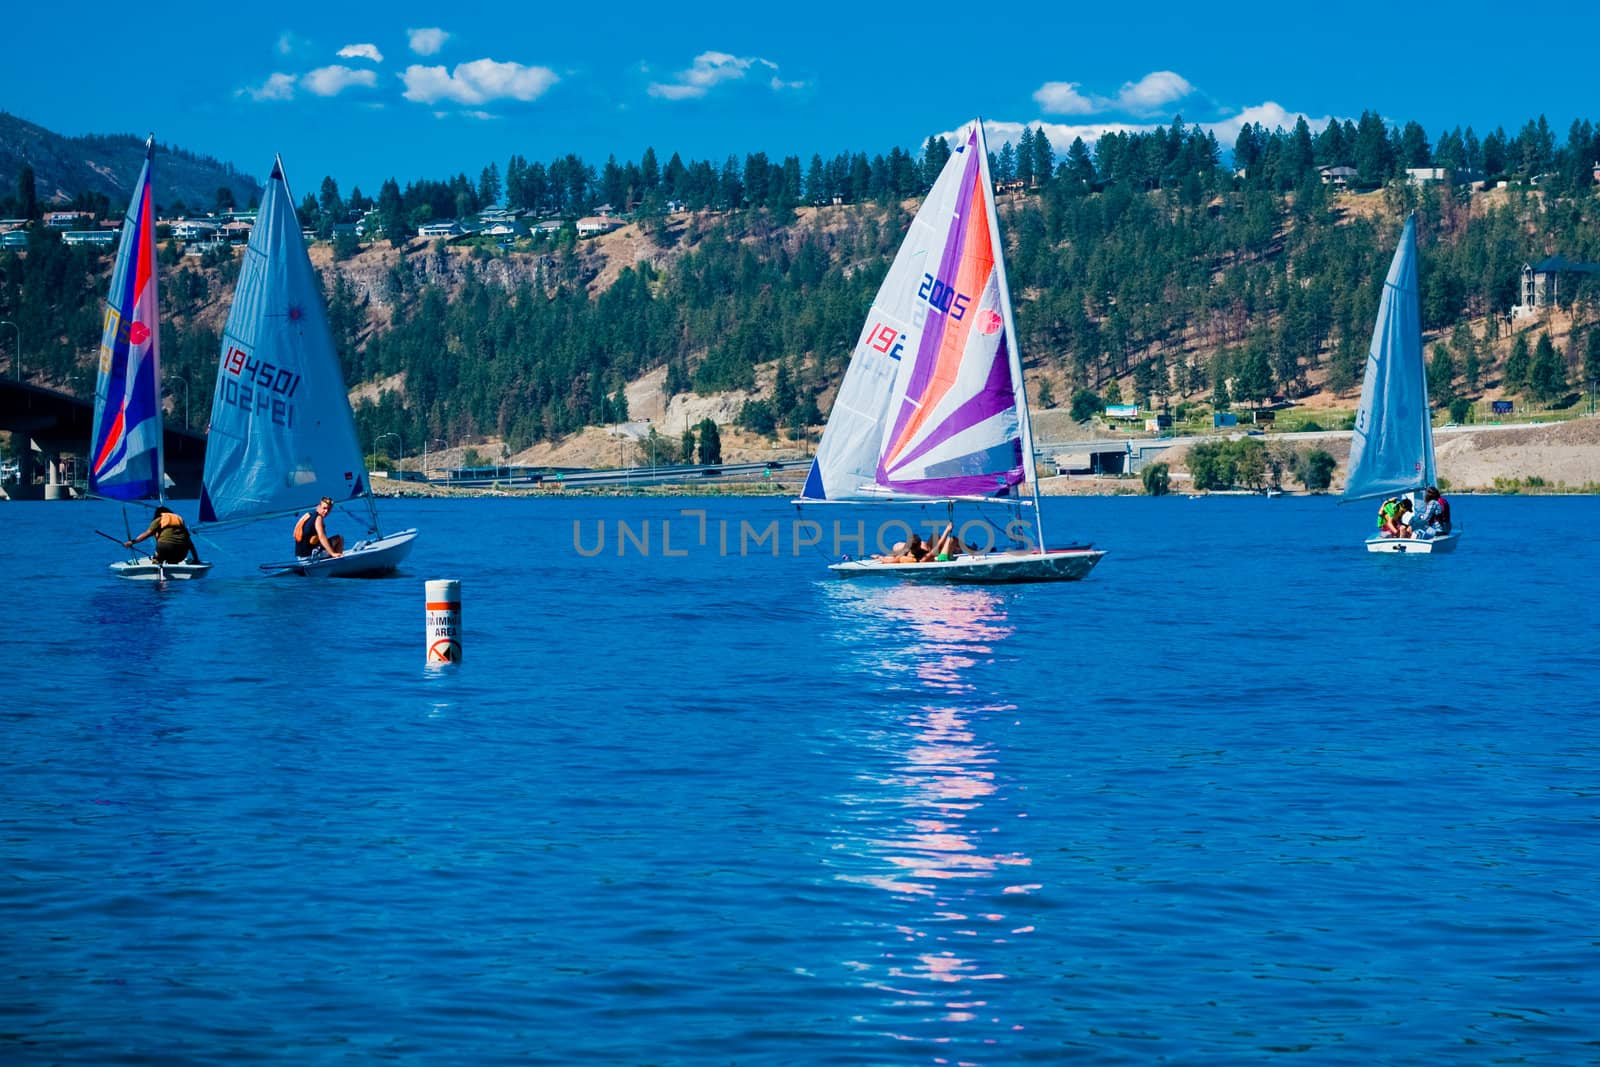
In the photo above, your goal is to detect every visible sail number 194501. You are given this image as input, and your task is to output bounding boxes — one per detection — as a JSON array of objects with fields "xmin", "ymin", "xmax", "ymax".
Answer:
[{"xmin": 220, "ymin": 344, "xmax": 302, "ymax": 426}]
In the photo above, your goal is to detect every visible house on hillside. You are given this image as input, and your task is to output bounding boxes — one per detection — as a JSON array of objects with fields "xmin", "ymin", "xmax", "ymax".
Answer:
[
  {"xmin": 1512, "ymin": 255, "xmax": 1600, "ymax": 318},
  {"xmin": 576, "ymin": 216, "xmax": 620, "ymax": 237},
  {"xmin": 477, "ymin": 208, "xmax": 523, "ymax": 226},
  {"xmin": 43, "ymin": 210, "xmax": 92, "ymax": 228},
  {"xmin": 1405, "ymin": 166, "xmax": 1485, "ymax": 186},
  {"xmin": 62, "ymin": 230, "xmax": 116, "ymax": 246},
  {"xmin": 1318, "ymin": 165, "xmax": 1357, "ymax": 187},
  {"xmin": 418, "ymin": 220, "xmax": 463, "ymax": 238},
  {"xmin": 171, "ymin": 219, "xmax": 220, "ymax": 242},
  {"xmin": 479, "ymin": 221, "xmax": 525, "ymax": 240}
]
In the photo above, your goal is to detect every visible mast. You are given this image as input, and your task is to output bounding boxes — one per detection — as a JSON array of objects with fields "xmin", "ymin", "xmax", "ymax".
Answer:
[
  {"xmin": 146, "ymin": 134, "xmax": 165, "ymax": 502},
  {"xmin": 973, "ymin": 119, "xmax": 1047, "ymax": 550}
]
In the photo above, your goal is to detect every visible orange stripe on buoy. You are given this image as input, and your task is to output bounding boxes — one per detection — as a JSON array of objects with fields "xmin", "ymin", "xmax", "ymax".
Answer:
[{"xmin": 425, "ymin": 602, "xmax": 460, "ymax": 610}]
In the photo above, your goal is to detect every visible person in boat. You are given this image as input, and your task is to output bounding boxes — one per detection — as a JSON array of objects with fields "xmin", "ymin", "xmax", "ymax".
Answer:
[
  {"xmin": 875, "ymin": 532, "xmax": 928, "ymax": 563},
  {"xmin": 294, "ymin": 497, "xmax": 345, "ymax": 559},
  {"xmin": 1378, "ymin": 498, "xmax": 1412, "ymax": 539},
  {"xmin": 1411, "ymin": 486, "xmax": 1452, "ymax": 540},
  {"xmin": 124, "ymin": 505, "xmax": 203, "ymax": 564},
  {"xmin": 1377, "ymin": 497, "xmax": 1403, "ymax": 537},
  {"xmin": 928, "ymin": 522, "xmax": 965, "ymax": 561}
]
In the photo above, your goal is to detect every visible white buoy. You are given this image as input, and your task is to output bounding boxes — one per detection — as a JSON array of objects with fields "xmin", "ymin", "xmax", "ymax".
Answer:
[{"xmin": 426, "ymin": 579, "xmax": 461, "ymax": 663}]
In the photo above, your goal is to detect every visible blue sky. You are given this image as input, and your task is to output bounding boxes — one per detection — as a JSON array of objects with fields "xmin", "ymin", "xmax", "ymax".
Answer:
[{"xmin": 7, "ymin": 1, "xmax": 1598, "ymax": 197}]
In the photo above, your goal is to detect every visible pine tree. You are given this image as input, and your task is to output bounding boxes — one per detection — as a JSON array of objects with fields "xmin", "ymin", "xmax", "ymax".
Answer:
[
  {"xmin": 1528, "ymin": 333, "xmax": 1567, "ymax": 401},
  {"xmin": 17, "ymin": 163, "xmax": 38, "ymax": 219},
  {"xmin": 1428, "ymin": 342, "xmax": 1457, "ymax": 405},
  {"xmin": 696, "ymin": 418, "xmax": 722, "ymax": 464},
  {"xmin": 1031, "ymin": 127, "xmax": 1054, "ymax": 187},
  {"xmin": 1504, "ymin": 333, "xmax": 1530, "ymax": 390}
]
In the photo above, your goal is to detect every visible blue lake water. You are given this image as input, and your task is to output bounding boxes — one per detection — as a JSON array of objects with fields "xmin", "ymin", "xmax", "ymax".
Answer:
[{"xmin": 5, "ymin": 493, "xmax": 1600, "ymax": 1065}]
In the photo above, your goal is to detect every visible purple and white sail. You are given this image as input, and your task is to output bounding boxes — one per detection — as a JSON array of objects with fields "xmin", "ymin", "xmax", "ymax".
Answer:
[{"xmin": 801, "ymin": 120, "xmax": 1037, "ymax": 503}]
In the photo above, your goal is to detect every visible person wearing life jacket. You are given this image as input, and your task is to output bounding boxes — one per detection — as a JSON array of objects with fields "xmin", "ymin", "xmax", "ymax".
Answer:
[
  {"xmin": 125, "ymin": 505, "xmax": 202, "ymax": 564},
  {"xmin": 294, "ymin": 496, "xmax": 345, "ymax": 559},
  {"xmin": 1412, "ymin": 485, "xmax": 1452, "ymax": 540},
  {"xmin": 1377, "ymin": 497, "xmax": 1411, "ymax": 538}
]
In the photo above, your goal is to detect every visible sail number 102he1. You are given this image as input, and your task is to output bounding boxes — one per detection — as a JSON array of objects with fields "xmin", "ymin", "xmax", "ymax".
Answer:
[{"xmin": 219, "ymin": 343, "xmax": 302, "ymax": 427}]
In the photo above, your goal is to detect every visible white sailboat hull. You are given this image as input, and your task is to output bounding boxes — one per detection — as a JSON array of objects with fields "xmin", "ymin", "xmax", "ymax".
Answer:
[
  {"xmin": 830, "ymin": 547, "xmax": 1104, "ymax": 583},
  {"xmin": 109, "ymin": 559, "xmax": 214, "ymax": 581},
  {"xmin": 1365, "ymin": 532, "xmax": 1461, "ymax": 554},
  {"xmin": 259, "ymin": 528, "xmax": 419, "ymax": 578}
]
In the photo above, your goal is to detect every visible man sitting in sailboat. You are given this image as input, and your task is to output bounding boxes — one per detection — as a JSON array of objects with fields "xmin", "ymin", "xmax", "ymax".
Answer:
[
  {"xmin": 294, "ymin": 497, "xmax": 345, "ymax": 560},
  {"xmin": 125, "ymin": 506, "xmax": 203, "ymax": 565}
]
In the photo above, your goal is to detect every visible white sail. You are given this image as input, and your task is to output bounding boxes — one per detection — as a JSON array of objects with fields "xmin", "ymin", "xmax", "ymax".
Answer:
[
  {"xmin": 200, "ymin": 157, "xmax": 369, "ymax": 524},
  {"xmin": 1343, "ymin": 215, "xmax": 1435, "ymax": 503},
  {"xmin": 801, "ymin": 121, "xmax": 1032, "ymax": 504}
]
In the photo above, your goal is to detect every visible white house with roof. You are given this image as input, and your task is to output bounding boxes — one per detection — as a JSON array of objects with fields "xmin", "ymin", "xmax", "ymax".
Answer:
[
  {"xmin": 576, "ymin": 216, "xmax": 620, "ymax": 237},
  {"xmin": 172, "ymin": 219, "xmax": 221, "ymax": 241},
  {"xmin": 477, "ymin": 208, "xmax": 523, "ymax": 226},
  {"xmin": 63, "ymin": 230, "xmax": 117, "ymax": 246},
  {"xmin": 44, "ymin": 210, "xmax": 93, "ymax": 228},
  {"xmin": 1318, "ymin": 165, "xmax": 1357, "ymax": 187},
  {"xmin": 418, "ymin": 220, "xmax": 464, "ymax": 238}
]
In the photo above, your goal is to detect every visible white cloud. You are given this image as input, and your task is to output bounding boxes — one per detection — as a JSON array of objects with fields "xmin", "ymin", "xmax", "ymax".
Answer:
[
  {"xmin": 400, "ymin": 59, "xmax": 559, "ymax": 105},
  {"xmin": 408, "ymin": 27, "xmax": 450, "ymax": 56},
  {"xmin": 1115, "ymin": 71, "xmax": 1193, "ymax": 113},
  {"xmin": 1204, "ymin": 102, "xmax": 1332, "ymax": 146},
  {"xmin": 338, "ymin": 43, "xmax": 384, "ymax": 63},
  {"xmin": 276, "ymin": 32, "xmax": 300, "ymax": 56},
  {"xmin": 243, "ymin": 72, "xmax": 298, "ymax": 101},
  {"xmin": 1034, "ymin": 69, "xmax": 1196, "ymax": 116},
  {"xmin": 963, "ymin": 103, "xmax": 1333, "ymax": 160},
  {"xmin": 1033, "ymin": 82, "xmax": 1096, "ymax": 116},
  {"xmin": 303, "ymin": 65, "xmax": 378, "ymax": 97},
  {"xmin": 648, "ymin": 51, "xmax": 783, "ymax": 100}
]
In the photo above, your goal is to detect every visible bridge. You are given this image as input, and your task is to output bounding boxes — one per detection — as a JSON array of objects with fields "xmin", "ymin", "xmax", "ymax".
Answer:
[{"xmin": 0, "ymin": 379, "xmax": 206, "ymax": 500}]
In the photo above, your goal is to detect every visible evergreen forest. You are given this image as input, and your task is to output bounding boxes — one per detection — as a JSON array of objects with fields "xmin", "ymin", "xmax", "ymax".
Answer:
[{"xmin": 4, "ymin": 110, "xmax": 1600, "ymax": 462}]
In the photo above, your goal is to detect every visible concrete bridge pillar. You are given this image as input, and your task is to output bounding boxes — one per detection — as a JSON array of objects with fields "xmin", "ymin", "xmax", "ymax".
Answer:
[{"xmin": 43, "ymin": 448, "xmax": 72, "ymax": 500}]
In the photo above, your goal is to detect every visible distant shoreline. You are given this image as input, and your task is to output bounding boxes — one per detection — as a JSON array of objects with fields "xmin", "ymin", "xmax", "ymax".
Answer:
[{"xmin": 368, "ymin": 417, "xmax": 1600, "ymax": 499}]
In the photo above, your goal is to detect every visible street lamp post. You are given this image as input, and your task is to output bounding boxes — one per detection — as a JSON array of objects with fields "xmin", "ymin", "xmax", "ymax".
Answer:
[
  {"xmin": 0, "ymin": 320, "xmax": 18, "ymax": 383},
  {"xmin": 375, "ymin": 432, "xmax": 400, "ymax": 472},
  {"xmin": 422, "ymin": 437, "xmax": 446, "ymax": 480},
  {"xmin": 166, "ymin": 375, "xmax": 189, "ymax": 429}
]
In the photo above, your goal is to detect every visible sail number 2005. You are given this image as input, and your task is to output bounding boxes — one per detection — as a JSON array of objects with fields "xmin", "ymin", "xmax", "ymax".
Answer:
[{"xmin": 918, "ymin": 274, "xmax": 970, "ymax": 320}]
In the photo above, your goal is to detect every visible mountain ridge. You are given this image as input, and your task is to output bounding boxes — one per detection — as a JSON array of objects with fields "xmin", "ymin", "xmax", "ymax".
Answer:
[{"xmin": 0, "ymin": 110, "xmax": 261, "ymax": 213}]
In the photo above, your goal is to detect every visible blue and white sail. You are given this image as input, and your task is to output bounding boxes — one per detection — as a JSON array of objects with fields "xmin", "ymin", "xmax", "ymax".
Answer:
[
  {"xmin": 1342, "ymin": 214, "xmax": 1435, "ymax": 503},
  {"xmin": 200, "ymin": 155, "xmax": 368, "ymax": 524},
  {"xmin": 89, "ymin": 135, "xmax": 164, "ymax": 500}
]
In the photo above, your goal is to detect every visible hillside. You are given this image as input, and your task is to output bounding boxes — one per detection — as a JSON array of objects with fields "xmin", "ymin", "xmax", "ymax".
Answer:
[
  {"xmin": 0, "ymin": 110, "xmax": 260, "ymax": 213},
  {"xmin": 7, "ymin": 115, "xmax": 1600, "ymax": 486}
]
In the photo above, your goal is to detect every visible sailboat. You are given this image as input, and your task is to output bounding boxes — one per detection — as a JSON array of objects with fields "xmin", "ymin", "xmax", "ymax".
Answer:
[
  {"xmin": 199, "ymin": 155, "xmax": 417, "ymax": 577},
  {"xmin": 797, "ymin": 120, "xmax": 1103, "ymax": 582},
  {"xmin": 91, "ymin": 135, "xmax": 212, "ymax": 581},
  {"xmin": 1342, "ymin": 213, "xmax": 1460, "ymax": 554}
]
